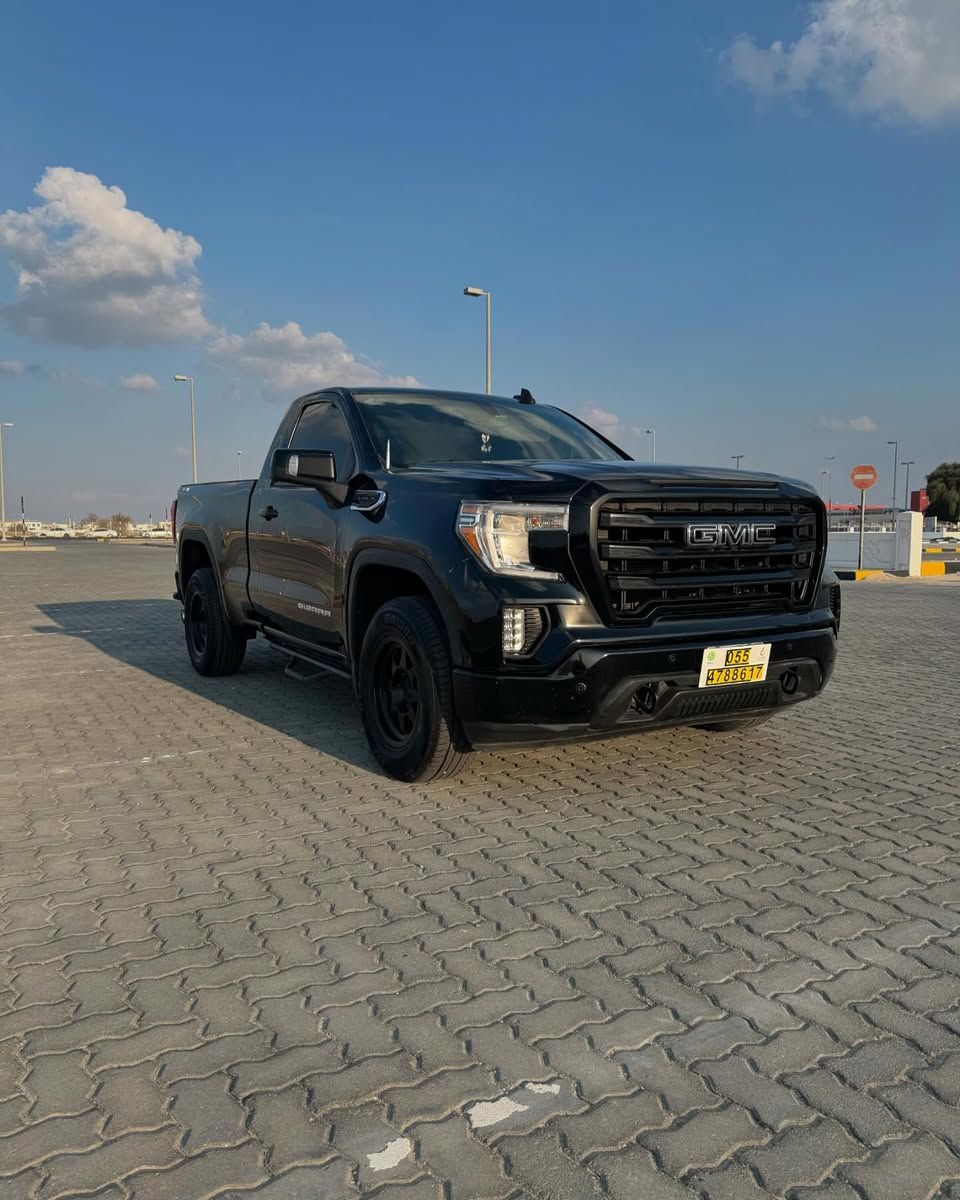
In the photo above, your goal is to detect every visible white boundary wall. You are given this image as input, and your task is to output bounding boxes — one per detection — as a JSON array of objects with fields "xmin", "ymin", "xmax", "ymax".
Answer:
[{"xmin": 827, "ymin": 510, "xmax": 922, "ymax": 576}]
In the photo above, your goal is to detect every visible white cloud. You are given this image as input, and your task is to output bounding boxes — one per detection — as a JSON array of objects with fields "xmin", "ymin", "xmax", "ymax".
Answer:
[
  {"xmin": 820, "ymin": 414, "xmax": 878, "ymax": 431},
  {"xmin": 207, "ymin": 320, "xmax": 417, "ymax": 396},
  {"xmin": 0, "ymin": 167, "xmax": 211, "ymax": 346},
  {"xmin": 0, "ymin": 359, "xmax": 25, "ymax": 375},
  {"xmin": 580, "ymin": 404, "xmax": 621, "ymax": 438},
  {"xmin": 120, "ymin": 373, "xmax": 160, "ymax": 392},
  {"xmin": 724, "ymin": 0, "xmax": 960, "ymax": 123}
]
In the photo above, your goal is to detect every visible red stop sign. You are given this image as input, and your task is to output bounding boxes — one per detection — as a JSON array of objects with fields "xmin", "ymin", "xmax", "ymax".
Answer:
[{"xmin": 851, "ymin": 464, "xmax": 878, "ymax": 491}]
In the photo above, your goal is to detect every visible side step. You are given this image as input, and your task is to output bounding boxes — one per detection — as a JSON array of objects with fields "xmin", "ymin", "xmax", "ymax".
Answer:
[{"xmin": 282, "ymin": 656, "xmax": 330, "ymax": 682}]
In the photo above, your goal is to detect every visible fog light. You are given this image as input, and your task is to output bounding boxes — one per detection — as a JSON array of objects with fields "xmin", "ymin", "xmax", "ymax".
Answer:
[{"xmin": 502, "ymin": 606, "xmax": 545, "ymax": 657}]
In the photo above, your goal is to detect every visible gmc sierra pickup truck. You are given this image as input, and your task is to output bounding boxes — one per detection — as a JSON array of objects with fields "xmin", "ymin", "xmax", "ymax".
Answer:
[{"xmin": 174, "ymin": 387, "xmax": 840, "ymax": 781}]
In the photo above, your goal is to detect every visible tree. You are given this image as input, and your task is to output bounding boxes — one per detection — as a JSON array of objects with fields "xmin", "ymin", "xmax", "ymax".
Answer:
[
  {"xmin": 926, "ymin": 462, "xmax": 960, "ymax": 523},
  {"xmin": 108, "ymin": 513, "xmax": 134, "ymax": 535},
  {"xmin": 80, "ymin": 512, "xmax": 104, "ymax": 528}
]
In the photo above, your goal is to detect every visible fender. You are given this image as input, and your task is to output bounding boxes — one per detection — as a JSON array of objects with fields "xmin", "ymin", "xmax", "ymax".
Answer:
[
  {"xmin": 345, "ymin": 546, "xmax": 465, "ymax": 675},
  {"xmin": 177, "ymin": 528, "xmax": 233, "ymax": 621}
]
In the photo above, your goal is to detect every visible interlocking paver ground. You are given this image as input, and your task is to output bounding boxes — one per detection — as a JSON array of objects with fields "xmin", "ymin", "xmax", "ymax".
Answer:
[{"xmin": 1, "ymin": 544, "xmax": 959, "ymax": 1199}]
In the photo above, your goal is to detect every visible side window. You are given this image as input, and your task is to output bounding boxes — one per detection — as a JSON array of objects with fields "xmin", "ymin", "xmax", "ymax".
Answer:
[{"xmin": 289, "ymin": 402, "xmax": 355, "ymax": 480}]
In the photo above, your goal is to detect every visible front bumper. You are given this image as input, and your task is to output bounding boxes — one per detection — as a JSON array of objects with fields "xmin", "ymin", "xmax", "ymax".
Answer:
[{"xmin": 454, "ymin": 625, "xmax": 837, "ymax": 748}]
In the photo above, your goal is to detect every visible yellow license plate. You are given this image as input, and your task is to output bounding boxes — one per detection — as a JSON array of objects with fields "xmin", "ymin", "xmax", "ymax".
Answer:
[{"xmin": 699, "ymin": 643, "xmax": 771, "ymax": 687}]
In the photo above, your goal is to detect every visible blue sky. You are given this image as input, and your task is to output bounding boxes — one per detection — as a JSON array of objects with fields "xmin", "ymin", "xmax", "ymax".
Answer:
[{"xmin": 1, "ymin": 0, "xmax": 958, "ymax": 519}]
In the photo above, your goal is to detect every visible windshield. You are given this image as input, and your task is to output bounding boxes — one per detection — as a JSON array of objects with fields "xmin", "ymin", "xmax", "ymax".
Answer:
[{"xmin": 352, "ymin": 392, "xmax": 627, "ymax": 468}]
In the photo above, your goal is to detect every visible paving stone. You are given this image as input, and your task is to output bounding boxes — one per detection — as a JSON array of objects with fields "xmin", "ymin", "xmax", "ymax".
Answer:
[
  {"xmin": 786, "ymin": 1068, "xmax": 908, "ymax": 1145},
  {"xmin": 0, "ymin": 1111, "xmax": 102, "ymax": 1177},
  {"xmin": 246, "ymin": 1085, "xmax": 333, "ymax": 1171},
  {"xmin": 840, "ymin": 1133, "xmax": 960, "ymax": 1200},
  {"xmin": 95, "ymin": 1063, "xmax": 171, "ymax": 1135},
  {"xmin": 21, "ymin": 1050, "xmax": 94, "ymax": 1118},
  {"xmin": 35, "ymin": 1126, "xmax": 182, "ymax": 1200},
  {"xmin": 617, "ymin": 1044, "xmax": 720, "ymax": 1116},
  {"xmin": 255, "ymin": 993, "xmax": 323, "ymax": 1050},
  {"xmin": 558, "ymin": 1091, "xmax": 666, "ymax": 1158},
  {"xmin": 879, "ymin": 1081, "xmax": 960, "ymax": 1151},
  {"xmin": 219, "ymin": 1160, "xmax": 354, "ymax": 1199},
  {"xmin": 232, "ymin": 1040, "xmax": 344, "ymax": 1097},
  {"xmin": 169, "ymin": 1073, "xmax": 248, "ymax": 1151},
  {"xmin": 742, "ymin": 1118, "xmax": 870, "ymax": 1194},
  {"xmin": 689, "ymin": 1163, "xmax": 777, "ymax": 1199},
  {"xmin": 127, "ymin": 1139, "xmax": 267, "ymax": 1199},
  {"xmin": 383, "ymin": 1064, "xmax": 500, "ymax": 1130},
  {"xmin": 643, "ymin": 1103, "xmax": 765, "ymax": 1177},
  {"xmin": 461, "ymin": 1023, "xmax": 551, "ymax": 1087},
  {"xmin": 832, "ymin": 1038, "xmax": 927, "ymax": 1091},
  {"xmin": 698, "ymin": 1055, "xmax": 812, "ymax": 1131},
  {"xmin": 330, "ymin": 1100, "xmax": 421, "ymax": 1188},
  {"xmin": 747, "ymin": 1026, "xmax": 846, "ymax": 1078},
  {"xmin": 497, "ymin": 1128, "xmax": 603, "ymax": 1200},
  {"xmin": 412, "ymin": 1113, "xmax": 513, "ymax": 1200},
  {"xmin": 593, "ymin": 1144, "xmax": 698, "ymax": 1199}
]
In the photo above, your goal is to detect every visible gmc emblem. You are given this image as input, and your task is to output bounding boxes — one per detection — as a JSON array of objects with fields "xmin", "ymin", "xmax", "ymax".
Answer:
[{"xmin": 685, "ymin": 522, "xmax": 777, "ymax": 548}]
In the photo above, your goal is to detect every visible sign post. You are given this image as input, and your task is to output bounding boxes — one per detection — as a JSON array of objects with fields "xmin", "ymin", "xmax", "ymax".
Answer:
[{"xmin": 850, "ymin": 465, "xmax": 878, "ymax": 570}]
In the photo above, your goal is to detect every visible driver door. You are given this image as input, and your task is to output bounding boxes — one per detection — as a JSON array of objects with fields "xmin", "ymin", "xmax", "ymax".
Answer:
[{"xmin": 248, "ymin": 399, "xmax": 356, "ymax": 653}]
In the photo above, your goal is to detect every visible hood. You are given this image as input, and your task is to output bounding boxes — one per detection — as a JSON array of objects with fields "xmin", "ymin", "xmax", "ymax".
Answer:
[{"xmin": 397, "ymin": 459, "xmax": 818, "ymax": 499}]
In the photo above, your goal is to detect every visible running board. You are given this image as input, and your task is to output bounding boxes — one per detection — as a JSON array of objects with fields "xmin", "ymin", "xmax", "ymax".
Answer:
[
  {"xmin": 262, "ymin": 631, "xmax": 352, "ymax": 681},
  {"xmin": 283, "ymin": 657, "xmax": 330, "ymax": 682}
]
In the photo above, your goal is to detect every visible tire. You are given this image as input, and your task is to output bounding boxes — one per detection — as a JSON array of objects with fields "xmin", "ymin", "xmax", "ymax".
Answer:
[
  {"xmin": 358, "ymin": 596, "xmax": 468, "ymax": 782},
  {"xmin": 183, "ymin": 567, "xmax": 247, "ymax": 676},
  {"xmin": 696, "ymin": 713, "xmax": 775, "ymax": 733}
]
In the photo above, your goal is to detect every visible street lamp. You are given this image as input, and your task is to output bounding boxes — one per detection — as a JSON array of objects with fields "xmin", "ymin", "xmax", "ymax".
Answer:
[
  {"xmin": 237, "ymin": 450, "xmax": 242, "ymax": 480},
  {"xmin": 825, "ymin": 456, "xmax": 835, "ymax": 512},
  {"xmin": 887, "ymin": 440, "xmax": 898, "ymax": 518},
  {"xmin": 731, "ymin": 454, "xmax": 744, "ymax": 470},
  {"xmin": 902, "ymin": 461, "xmax": 915, "ymax": 511},
  {"xmin": 173, "ymin": 375, "xmax": 198, "ymax": 483},
  {"xmin": 463, "ymin": 286, "xmax": 491, "ymax": 394},
  {"xmin": 0, "ymin": 422, "xmax": 12, "ymax": 542},
  {"xmin": 645, "ymin": 428, "xmax": 656, "ymax": 462}
]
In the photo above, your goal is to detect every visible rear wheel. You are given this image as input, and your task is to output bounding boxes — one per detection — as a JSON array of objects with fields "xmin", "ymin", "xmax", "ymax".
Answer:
[
  {"xmin": 359, "ymin": 596, "xmax": 467, "ymax": 782},
  {"xmin": 696, "ymin": 713, "xmax": 775, "ymax": 733},
  {"xmin": 183, "ymin": 567, "xmax": 247, "ymax": 676}
]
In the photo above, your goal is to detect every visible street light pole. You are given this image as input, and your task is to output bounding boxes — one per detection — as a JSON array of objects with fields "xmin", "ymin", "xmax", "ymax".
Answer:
[
  {"xmin": 731, "ymin": 454, "xmax": 743, "ymax": 470},
  {"xmin": 887, "ymin": 440, "xmax": 898, "ymax": 519},
  {"xmin": 237, "ymin": 450, "xmax": 242, "ymax": 480},
  {"xmin": 174, "ymin": 375, "xmax": 198, "ymax": 483},
  {"xmin": 0, "ymin": 422, "xmax": 11, "ymax": 542},
  {"xmin": 902, "ymin": 461, "xmax": 914, "ymax": 511},
  {"xmin": 463, "ymin": 286, "xmax": 491, "ymax": 394},
  {"xmin": 645, "ymin": 428, "xmax": 656, "ymax": 462},
  {"xmin": 825, "ymin": 456, "xmax": 835, "ymax": 514}
]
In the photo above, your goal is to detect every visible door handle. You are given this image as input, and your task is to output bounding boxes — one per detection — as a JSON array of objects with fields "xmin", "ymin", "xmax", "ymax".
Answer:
[{"xmin": 259, "ymin": 505, "xmax": 279, "ymax": 521}]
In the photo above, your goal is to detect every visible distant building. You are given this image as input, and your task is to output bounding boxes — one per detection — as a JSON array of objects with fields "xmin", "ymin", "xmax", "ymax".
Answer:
[{"xmin": 910, "ymin": 488, "xmax": 928, "ymax": 513}]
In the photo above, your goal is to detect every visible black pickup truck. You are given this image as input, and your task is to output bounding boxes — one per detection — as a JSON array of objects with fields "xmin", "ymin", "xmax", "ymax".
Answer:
[{"xmin": 174, "ymin": 387, "xmax": 839, "ymax": 781}]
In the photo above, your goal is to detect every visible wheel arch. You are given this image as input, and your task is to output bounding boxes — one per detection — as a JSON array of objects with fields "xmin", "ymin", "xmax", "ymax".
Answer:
[{"xmin": 347, "ymin": 550, "xmax": 463, "ymax": 681}]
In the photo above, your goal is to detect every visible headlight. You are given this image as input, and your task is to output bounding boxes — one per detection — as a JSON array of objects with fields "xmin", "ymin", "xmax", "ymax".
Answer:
[{"xmin": 457, "ymin": 501, "xmax": 568, "ymax": 580}]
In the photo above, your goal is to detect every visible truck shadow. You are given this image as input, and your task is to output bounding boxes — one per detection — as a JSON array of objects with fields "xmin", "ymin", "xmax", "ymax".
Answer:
[
  {"xmin": 34, "ymin": 598, "xmax": 379, "ymax": 775},
  {"xmin": 34, "ymin": 598, "xmax": 783, "ymax": 789}
]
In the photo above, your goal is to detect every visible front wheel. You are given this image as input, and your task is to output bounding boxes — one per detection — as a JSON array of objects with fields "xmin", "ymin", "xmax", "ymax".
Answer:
[
  {"xmin": 358, "ymin": 596, "xmax": 468, "ymax": 782},
  {"xmin": 183, "ymin": 567, "xmax": 247, "ymax": 676}
]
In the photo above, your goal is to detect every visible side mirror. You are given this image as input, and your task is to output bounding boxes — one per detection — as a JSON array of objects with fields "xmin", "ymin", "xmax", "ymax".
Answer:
[{"xmin": 271, "ymin": 448, "xmax": 336, "ymax": 487}]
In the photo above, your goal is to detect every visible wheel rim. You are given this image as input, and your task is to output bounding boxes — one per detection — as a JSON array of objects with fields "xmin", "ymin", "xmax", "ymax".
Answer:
[
  {"xmin": 373, "ymin": 637, "xmax": 420, "ymax": 746},
  {"xmin": 187, "ymin": 590, "xmax": 208, "ymax": 657}
]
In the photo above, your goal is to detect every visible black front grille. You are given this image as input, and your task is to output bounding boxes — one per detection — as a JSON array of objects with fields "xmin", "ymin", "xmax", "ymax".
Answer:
[
  {"xmin": 670, "ymin": 683, "xmax": 778, "ymax": 719},
  {"xmin": 597, "ymin": 496, "xmax": 821, "ymax": 623}
]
